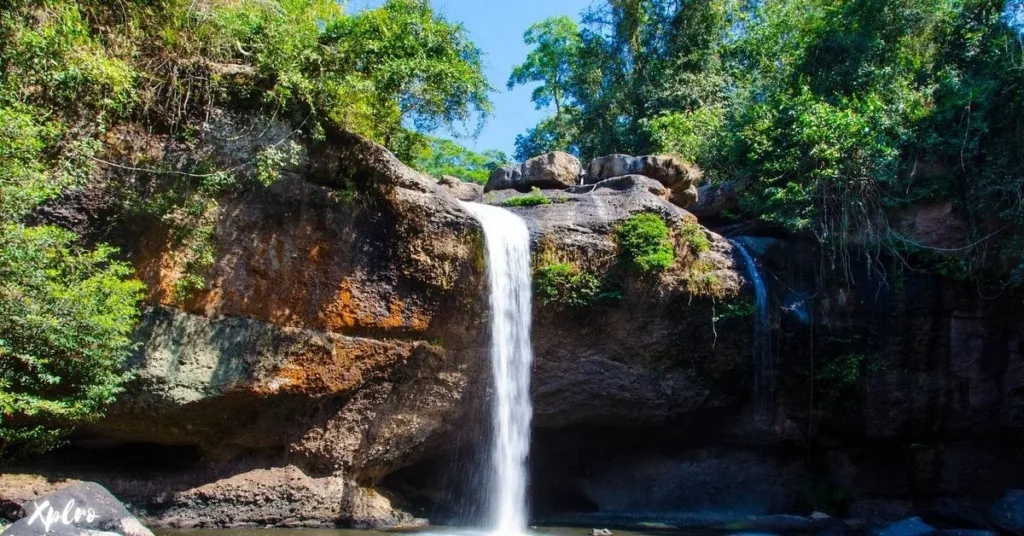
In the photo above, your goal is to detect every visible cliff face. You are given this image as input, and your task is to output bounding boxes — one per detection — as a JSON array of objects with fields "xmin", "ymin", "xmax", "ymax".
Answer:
[{"xmin": 3, "ymin": 125, "xmax": 1023, "ymax": 529}]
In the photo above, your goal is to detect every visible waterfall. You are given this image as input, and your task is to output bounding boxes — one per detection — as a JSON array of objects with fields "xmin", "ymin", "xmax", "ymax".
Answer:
[
  {"xmin": 730, "ymin": 239, "xmax": 773, "ymax": 418},
  {"xmin": 460, "ymin": 201, "xmax": 534, "ymax": 536}
]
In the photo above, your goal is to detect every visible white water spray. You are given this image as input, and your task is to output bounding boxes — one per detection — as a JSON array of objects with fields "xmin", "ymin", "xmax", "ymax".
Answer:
[{"xmin": 460, "ymin": 201, "xmax": 534, "ymax": 536}]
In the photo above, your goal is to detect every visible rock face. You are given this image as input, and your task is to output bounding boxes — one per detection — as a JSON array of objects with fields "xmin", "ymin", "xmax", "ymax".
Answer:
[
  {"xmin": 583, "ymin": 154, "xmax": 702, "ymax": 208},
  {"xmin": 437, "ymin": 175, "xmax": 483, "ymax": 201},
  {"xmin": 690, "ymin": 180, "xmax": 743, "ymax": 219},
  {"xmin": 7, "ymin": 118, "xmax": 490, "ymax": 529},
  {"xmin": 1, "ymin": 481, "xmax": 153, "ymax": 536},
  {"xmin": 485, "ymin": 151, "xmax": 582, "ymax": 192},
  {"xmin": 9, "ymin": 117, "xmax": 1024, "ymax": 530}
]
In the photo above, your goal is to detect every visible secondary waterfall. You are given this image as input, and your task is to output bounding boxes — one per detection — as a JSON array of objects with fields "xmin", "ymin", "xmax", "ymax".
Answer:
[
  {"xmin": 730, "ymin": 239, "xmax": 773, "ymax": 418},
  {"xmin": 460, "ymin": 201, "xmax": 534, "ymax": 536}
]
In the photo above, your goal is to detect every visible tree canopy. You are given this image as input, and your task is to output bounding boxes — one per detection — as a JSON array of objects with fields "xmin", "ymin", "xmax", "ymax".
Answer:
[{"xmin": 511, "ymin": 0, "xmax": 1024, "ymax": 286}]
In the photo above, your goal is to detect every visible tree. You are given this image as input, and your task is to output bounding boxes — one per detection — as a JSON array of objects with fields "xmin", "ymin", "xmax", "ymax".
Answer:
[
  {"xmin": 410, "ymin": 136, "xmax": 510, "ymax": 184},
  {"xmin": 508, "ymin": 16, "xmax": 582, "ymax": 121},
  {"xmin": 324, "ymin": 0, "xmax": 493, "ymax": 146},
  {"xmin": 0, "ymin": 225, "xmax": 144, "ymax": 460},
  {"xmin": 513, "ymin": 115, "xmax": 579, "ymax": 161}
]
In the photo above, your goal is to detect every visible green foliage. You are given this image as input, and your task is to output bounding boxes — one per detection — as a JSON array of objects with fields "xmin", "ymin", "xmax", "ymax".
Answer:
[
  {"xmin": 508, "ymin": 16, "xmax": 581, "ymax": 117},
  {"xmin": 680, "ymin": 219, "xmax": 711, "ymax": 255},
  {"xmin": 648, "ymin": 106, "xmax": 733, "ymax": 182},
  {"xmin": 686, "ymin": 259, "xmax": 725, "ymax": 297},
  {"xmin": 814, "ymin": 352, "xmax": 885, "ymax": 420},
  {"xmin": 535, "ymin": 262, "xmax": 602, "ymax": 308},
  {"xmin": 615, "ymin": 213, "xmax": 675, "ymax": 273},
  {"xmin": 0, "ymin": 224, "xmax": 144, "ymax": 459},
  {"xmin": 321, "ymin": 0, "xmax": 492, "ymax": 141},
  {"xmin": 255, "ymin": 142, "xmax": 303, "ymax": 187},
  {"xmin": 410, "ymin": 136, "xmax": 510, "ymax": 184},
  {"xmin": 502, "ymin": 187, "xmax": 553, "ymax": 207},
  {"xmin": 513, "ymin": 115, "xmax": 579, "ymax": 161},
  {"xmin": 512, "ymin": 0, "xmax": 1024, "ymax": 283},
  {"xmin": 712, "ymin": 298, "xmax": 755, "ymax": 323}
]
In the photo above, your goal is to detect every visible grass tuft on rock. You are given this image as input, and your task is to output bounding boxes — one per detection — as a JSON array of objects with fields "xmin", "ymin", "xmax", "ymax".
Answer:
[
  {"xmin": 535, "ymin": 262, "xmax": 601, "ymax": 307},
  {"xmin": 502, "ymin": 187, "xmax": 553, "ymax": 207},
  {"xmin": 615, "ymin": 213, "xmax": 675, "ymax": 273}
]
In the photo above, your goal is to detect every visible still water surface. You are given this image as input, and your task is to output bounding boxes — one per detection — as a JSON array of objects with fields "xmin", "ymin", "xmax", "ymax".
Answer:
[{"xmin": 156, "ymin": 528, "xmax": 703, "ymax": 536}]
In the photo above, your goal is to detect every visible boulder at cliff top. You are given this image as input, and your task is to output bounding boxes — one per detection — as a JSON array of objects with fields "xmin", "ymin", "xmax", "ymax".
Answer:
[
  {"xmin": 583, "ymin": 154, "xmax": 702, "ymax": 208},
  {"xmin": 436, "ymin": 175, "xmax": 483, "ymax": 201},
  {"xmin": 1, "ymin": 482, "xmax": 152, "ymax": 536},
  {"xmin": 484, "ymin": 151, "xmax": 581, "ymax": 192}
]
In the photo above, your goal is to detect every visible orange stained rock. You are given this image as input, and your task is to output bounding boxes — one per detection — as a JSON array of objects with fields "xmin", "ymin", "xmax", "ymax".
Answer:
[
  {"xmin": 323, "ymin": 282, "xmax": 431, "ymax": 333},
  {"xmin": 259, "ymin": 340, "xmax": 411, "ymax": 396}
]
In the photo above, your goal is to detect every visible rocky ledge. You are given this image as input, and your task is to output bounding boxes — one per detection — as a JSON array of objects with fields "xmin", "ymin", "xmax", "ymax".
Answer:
[{"xmin": 2, "ymin": 126, "xmax": 1022, "ymax": 530}]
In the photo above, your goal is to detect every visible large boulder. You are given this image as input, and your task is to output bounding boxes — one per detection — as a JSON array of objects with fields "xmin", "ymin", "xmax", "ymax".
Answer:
[
  {"xmin": 436, "ymin": 175, "xmax": 483, "ymax": 201},
  {"xmin": 569, "ymin": 174, "xmax": 669, "ymax": 200},
  {"xmin": 583, "ymin": 154, "xmax": 702, "ymax": 208},
  {"xmin": 1, "ymin": 482, "xmax": 152, "ymax": 536},
  {"xmin": 879, "ymin": 517, "xmax": 938, "ymax": 536},
  {"xmin": 690, "ymin": 180, "xmax": 743, "ymax": 219},
  {"xmin": 991, "ymin": 490, "xmax": 1024, "ymax": 534},
  {"xmin": 484, "ymin": 151, "xmax": 581, "ymax": 192}
]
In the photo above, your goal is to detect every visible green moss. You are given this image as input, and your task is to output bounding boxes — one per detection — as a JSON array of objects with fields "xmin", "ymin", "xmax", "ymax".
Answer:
[
  {"xmin": 502, "ymin": 186, "xmax": 553, "ymax": 207},
  {"xmin": 615, "ymin": 212, "xmax": 675, "ymax": 273},
  {"xmin": 535, "ymin": 262, "xmax": 601, "ymax": 307},
  {"xmin": 680, "ymin": 218, "xmax": 711, "ymax": 255},
  {"xmin": 713, "ymin": 297, "xmax": 755, "ymax": 322}
]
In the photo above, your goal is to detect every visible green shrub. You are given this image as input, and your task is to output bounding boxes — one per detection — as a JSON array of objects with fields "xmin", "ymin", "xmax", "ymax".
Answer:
[
  {"xmin": 502, "ymin": 187, "xmax": 552, "ymax": 207},
  {"xmin": 535, "ymin": 262, "xmax": 601, "ymax": 307},
  {"xmin": 615, "ymin": 213, "xmax": 675, "ymax": 273},
  {"xmin": 0, "ymin": 224, "xmax": 145, "ymax": 460}
]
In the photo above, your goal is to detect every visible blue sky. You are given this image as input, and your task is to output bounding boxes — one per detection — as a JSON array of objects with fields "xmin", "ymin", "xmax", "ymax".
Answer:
[{"xmin": 349, "ymin": 0, "xmax": 594, "ymax": 157}]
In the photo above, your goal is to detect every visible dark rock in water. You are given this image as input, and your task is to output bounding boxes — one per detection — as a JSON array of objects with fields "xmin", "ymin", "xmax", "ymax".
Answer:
[
  {"xmin": 878, "ymin": 517, "xmax": 937, "ymax": 536},
  {"xmin": 1, "ymin": 482, "xmax": 152, "ymax": 536},
  {"xmin": 936, "ymin": 530, "xmax": 998, "ymax": 536},
  {"xmin": 922, "ymin": 498, "xmax": 996, "ymax": 531},
  {"xmin": 437, "ymin": 175, "xmax": 483, "ymax": 201},
  {"xmin": 850, "ymin": 500, "xmax": 916, "ymax": 524},
  {"xmin": 724, "ymin": 514, "xmax": 847, "ymax": 534},
  {"xmin": 991, "ymin": 490, "xmax": 1024, "ymax": 534}
]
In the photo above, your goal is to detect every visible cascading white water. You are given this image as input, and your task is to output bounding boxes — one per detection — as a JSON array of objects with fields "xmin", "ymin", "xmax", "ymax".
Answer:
[
  {"xmin": 730, "ymin": 239, "xmax": 773, "ymax": 418},
  {"xmin": 460, "ymin": 201, "xmax": 534, "ymax": 536}
]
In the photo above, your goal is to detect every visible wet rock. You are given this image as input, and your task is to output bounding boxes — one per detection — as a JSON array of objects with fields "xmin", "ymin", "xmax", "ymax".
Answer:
[
  {"xmin": 1, "ymin": 482, "xmax": 153, "ymax": 536},
  {"xmin": 850, "ymin": 500, "xmax": 916, "ymax": 524},
  {"xmin": 991, "ymin": 490, "xmax": 1024, "ymax": 534},
  {"xmin": 485, "ymin": 152, "xmax": 581, "ymax": 192},
  {"xmin": 437, "ymin": 175, "xmax": 483, "ymax": 201},
  {"xmin": 937, "ymin": 531, "xmax": 998, "ymax": 536},
  {"xmin": 725, "ymin": 513, "xmax": 847, "ymax": 534},
  {"xmin": 923, "ymin": 497, "xmax": 996, "ymax": 531},
  {"xmin": 879, "ymin": 517, "xmax": 937, "ymax": 536}
]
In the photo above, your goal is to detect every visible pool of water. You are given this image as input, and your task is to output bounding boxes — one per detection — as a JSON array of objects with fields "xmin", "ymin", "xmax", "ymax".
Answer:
[{"xmin": 155, "ymin": 527, "xmax": 711, "ymax": 536}]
